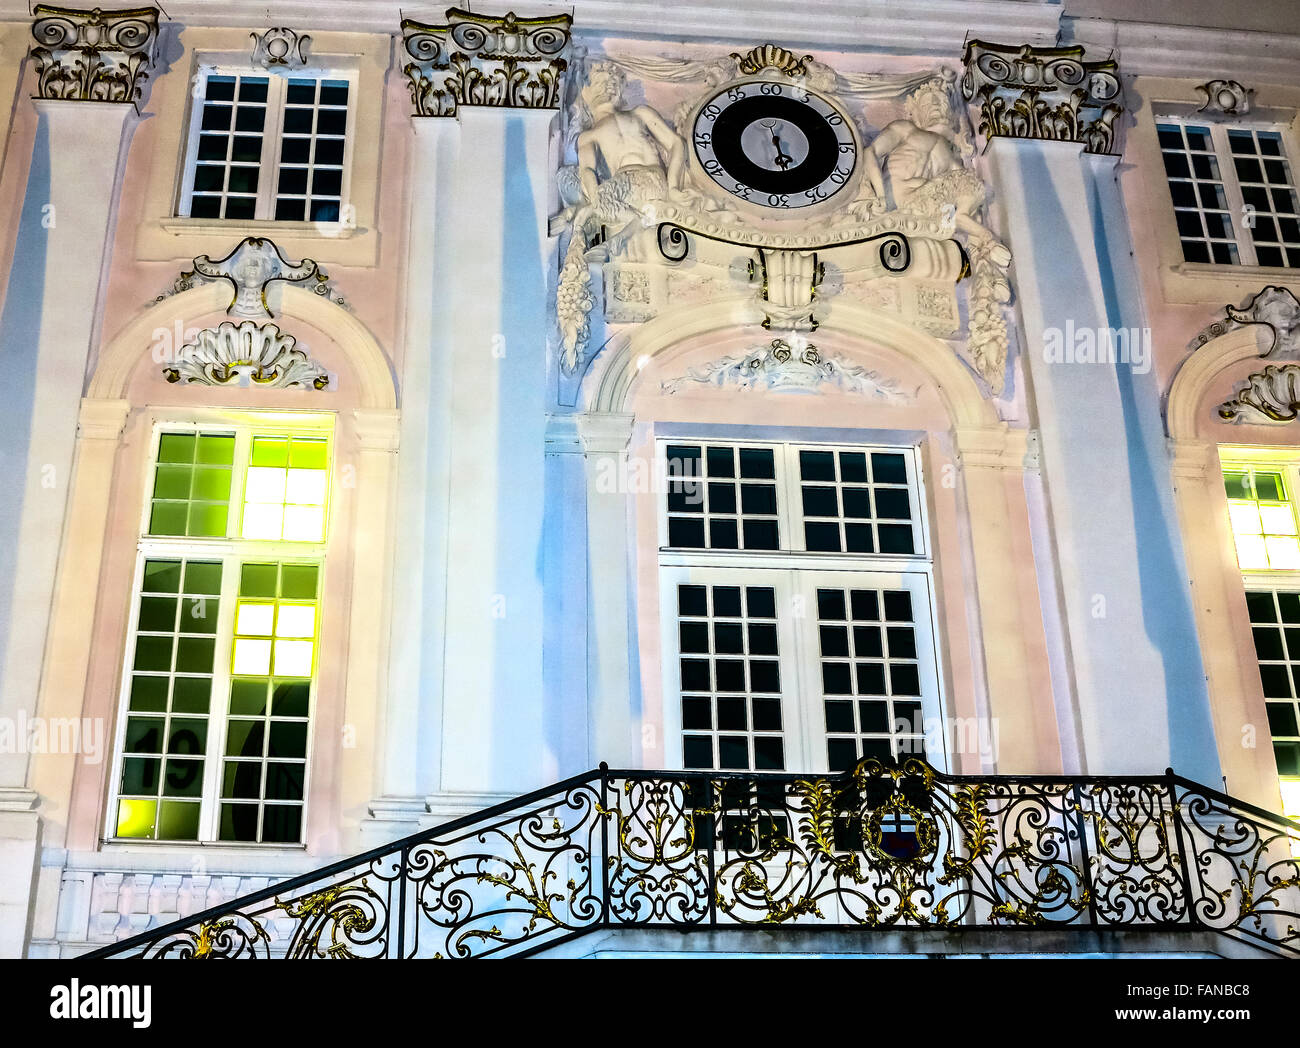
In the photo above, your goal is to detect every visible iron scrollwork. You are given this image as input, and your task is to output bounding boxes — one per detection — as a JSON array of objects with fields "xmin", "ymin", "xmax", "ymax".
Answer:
[{"xmin": 84, "ymin": 758, "xmax": 1300, "ymax": 959}]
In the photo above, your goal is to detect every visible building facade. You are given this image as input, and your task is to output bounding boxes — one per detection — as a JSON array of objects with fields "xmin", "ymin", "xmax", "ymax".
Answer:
[{"xmin": 0, "ymin": 0, "xmax": 1299, "ymax": 958}]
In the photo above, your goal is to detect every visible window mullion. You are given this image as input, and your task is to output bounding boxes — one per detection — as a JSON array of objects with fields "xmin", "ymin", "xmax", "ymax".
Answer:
[
  {"xmin": 258, "ymin": 76, "xmax": 289, "ymax": 221},
  {"xmin": 198, "ymin": 555, "xmax": 240, "ymax": 841},
  {"xmin": 1214, "ymin": 124, "xmax": 1258, "ymax": 266},
  {"xmin": 779, "ymin": 445, "xmax": 805, "ymax": 553}
]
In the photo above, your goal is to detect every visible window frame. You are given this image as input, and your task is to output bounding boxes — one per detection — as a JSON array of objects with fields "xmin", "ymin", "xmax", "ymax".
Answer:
[
  {"xmin": 654, "ymin": 437, "xmax": 946, "ymax": 775},
  {"xmin": 104, "ymin": 417, "xmax": 334, "ymax": 847},
  {"xmin": 1156, "ymin": 117, "xmax": 1300, "ymax": 270},
  {"xmin": 177, "ymin": 65, "xmax": 357, "ymax": 224}
]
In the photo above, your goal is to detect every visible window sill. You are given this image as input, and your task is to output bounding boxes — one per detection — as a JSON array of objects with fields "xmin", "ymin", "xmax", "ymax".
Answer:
[
  {"xmin": 102, "ymin": 837, "xmax": 308, "ymax": 851},
  {"xmin": 1173, "ymin": 262, "xmax": 1300, "ymax": 284},
  {"xmin": 159, "ymin": 217, "xmax": 360, "ymax": 241}
]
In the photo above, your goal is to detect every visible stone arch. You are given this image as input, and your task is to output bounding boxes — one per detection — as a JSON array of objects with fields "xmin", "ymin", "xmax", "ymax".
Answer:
[
  {"xmin": 1166, "ymin": 325, "xmax": 1269, "ymax": 441},
  {"xmin": 582, "ymin": 295, "xmax": 997, "ymax": 430}
]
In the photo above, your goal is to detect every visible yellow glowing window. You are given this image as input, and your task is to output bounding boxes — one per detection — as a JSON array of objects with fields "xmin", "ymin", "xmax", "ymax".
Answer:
[
  {"xmin": 242, "ymin": 436, "xmax": 329, "ymax": 542},
  {"xmin": 1225, "ymin": 468, "xmax": 1300, "ymax": 570}
]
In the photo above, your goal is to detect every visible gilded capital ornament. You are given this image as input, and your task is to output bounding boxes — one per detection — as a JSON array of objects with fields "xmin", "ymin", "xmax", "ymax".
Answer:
[
  {"xmin": 401, "ymin": 7, "xmax": 572, "ymax": 117},
  {"xmin": 961, "ymin": 41, "xmax": 1123, "ymax": 154},
  {"xmin": 29, "ymin": 4, "xmax": 159, "ymax": 104}
]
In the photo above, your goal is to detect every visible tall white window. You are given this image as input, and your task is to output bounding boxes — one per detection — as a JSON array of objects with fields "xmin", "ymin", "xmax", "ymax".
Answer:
[
  {"xmin": 1224, "ymin": 460, "xmax": 1300, "ymax": 818},
  {"xmin": 109, "ymin": 425, "xmax": 331, "ymax": 844},
  {"xmin": 1157, "ymin": 121, "xmax": 1300, "ymax": 268},
  {"xmin": 179, "ymin": 70, "xmax": 352, "ymax": 222},
  {"xmin": 657, "ymin": 439, "xmax": 945, "ymax": 775}
]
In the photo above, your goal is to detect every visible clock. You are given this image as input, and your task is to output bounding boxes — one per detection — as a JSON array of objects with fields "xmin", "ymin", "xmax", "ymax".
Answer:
[{"xmin": 692, "ymin": 81, "xmax": 858, "ymax": 210}]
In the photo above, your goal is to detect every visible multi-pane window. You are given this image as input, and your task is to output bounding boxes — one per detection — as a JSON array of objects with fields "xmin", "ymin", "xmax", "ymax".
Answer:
[
  {"xmin": 1225, "ymin": 460, "xmax": 1300, "ymax": 819},
  {"xmin": 181, "ymin": 72, "xmax": 351, "ymax": 222},
  {"xmin": 659, "ymin": 439, "xmax": 941, "ymax": 775},
  {"xmin": 1158, "ymin": 121, "xmax": 1300, "ymax": 268},
  {"xmin": 677, "ymin": 583, "xmax": 784, "ymax": 771},
  {"xmin": 1224, "ymin": 467, "xmax": 1300, "ymax": 570},
  {"xmin": 110, "ymin": 425, "xmax": 330, "ymax": 844},
  {"xmin": 817, "ymin": 585, "xmax": 927, "ymax": 771}
]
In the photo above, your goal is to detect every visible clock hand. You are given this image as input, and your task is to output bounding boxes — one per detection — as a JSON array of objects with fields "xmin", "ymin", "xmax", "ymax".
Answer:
[{"xmin": 771, "ymin": 131, "xmax": 794, "ymax": 171}]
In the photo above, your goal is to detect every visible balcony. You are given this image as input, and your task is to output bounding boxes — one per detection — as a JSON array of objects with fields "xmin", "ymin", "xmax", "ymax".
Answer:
[{"xmin": 85, "ymin": 757, "xmax": 1300, "ymax": 958}]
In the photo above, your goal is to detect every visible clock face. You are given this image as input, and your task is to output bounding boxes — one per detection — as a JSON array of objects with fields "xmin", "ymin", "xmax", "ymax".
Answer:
[{"xmin": 692, "ymin": 82, "xmax": 858, "ymax": 209}]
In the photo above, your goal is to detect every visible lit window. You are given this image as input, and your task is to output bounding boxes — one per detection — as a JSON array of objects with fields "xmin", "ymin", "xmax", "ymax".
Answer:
[
  {"xmin": 181, "ymin": 72, "xmax": 351, "ymax": 223},
  {"xmin": 1224, "ymin": 467, "xmax": 1300, "ymax": 570},
  {"xmin": 112, "ymin": 425, "xmax": 329, "ymax": 844},
  {"xmin": 1157, "ymin": 121, "xmax": 1300, "ymax": 268}
]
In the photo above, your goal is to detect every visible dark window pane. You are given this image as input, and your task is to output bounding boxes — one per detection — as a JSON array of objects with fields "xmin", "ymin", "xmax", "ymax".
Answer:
[
  {"xmin": 742, "ymin": 520, "xmax": 780, "ymax": 550},
  {"xmin": 705, "ymin": 446, "xmax": 735, "ymax": 477},
  {"xmin": 825, "ymin": 700, "xmax": 854, "ymax": 733},
  {"xmin": 887, "ymin": 627, "xmax": 917, "ymax": 659},
  {"xmin": 749, "ymin": 660, "xmax": 780, "ymax": 693},
  {"xmin": 745, "ymin": 588, "xmax": 775, "ymax": 619},
  {"xmin": 800, "ymin": 450, "xmax": 836, "ymax": 481},
  {"xmin": 820, "ymin": 625, "xmax": 849, "ymax": 657},
  {"xmin": 708, "ymin": 518, "xmax": 738, "ymax": 549},
  {"xmin": 817, "ymin": 589, "xmax": 846, "ymax": 620},
  {"xmin": 717, "ymin": 736, "xmax": 748, "ymax": 769},
  {"xmin": 706, "ymin": 482, "xmax": 736, "ymax": 514},
  {"xmin": 805, "ymin": 522, "xmax": 841, "ymax": 552},
  {"xmin": 678, "ymin": 585, "xmax": 707, "ymax": 617},
  {"xmin": 680, "ymin": 622, "xmax": 709, "ymax": 654},
  {"xmin": 751, "ymin": 697, "xmax": 782, "ymax": 731},
  {"xmin": 856, "ymin": 662, "xmax": 886, "ymax": 694},
  {"xmin": 680, "ymin": 659, "xmax": 711, "ymax": 692},
  {"xmin": 668, "ymin": 517, "xmax": 705, "ymax": 548},
  {"xmin": 740, "ymin": 484, "xmax": 777, "ymax": 515},
  {"xmin": 748, "ymin": 623, "xmax": 778, "ymax": 655},
  {"xmin": 1255, "ymin": 627, "xmax": 1286, "ymax": 661},
  {"xmin": 682, "ymin": 697, "xmax": 712, "ymax": 730},
  {"xmin": 890, "ymin": 664, "xmax": 921, "ymax": 696},
  {"xmin": 738, "ymin": 448, "xmax": 774, "ymax": 479},
  {"xmin": 854, "ymin": 625, "xmax": 883, "ymax": 657},
  {"xmin": 715, "ymin": 659, "xmax": 745, "ymax": 692},
  {"xmin": 827, "ymin": 738, "xmax": 858, "ymax": 772},
  {"xmin": 205, "ymin": 75, "xmax": 235, "ymax": 101},
  {"xmin": 713, "ymin": 622, "xmax": 743, "ymax": 654},
  {"xmin": 822, "ymin": 662, "xmax": 852, "ymax": 694},
  {"xmin": 1266, "ymin": 702, "xmax": 1299, "ymax": 737},
  {"xmin": 878, "ymin": 524, "xmax": 915, "ymax": 554},
  {"xmin": 717, "ymin": 697, "xmax": 747, "ymax": 730},
  {"xmin": 883, "ymin": 591, "xmax": 913, "ymax": 622},
  {"xmin": 753, "ymin": 737, "xmax": 784, "ymax": 770},
  {"xmin": 713, "ymin": 587, "xmax": 742, "ymax": 618},
  {"xmin": 845, "ymin": 524, "xmax": 874, "ymax": 553},
  {"xmin": 683, "ymin": 735, "xmax": 713, "ymax": 769},
  {"xmin": 1260, "ymin": 663, "xmax": 1294, "ymax": 699}
]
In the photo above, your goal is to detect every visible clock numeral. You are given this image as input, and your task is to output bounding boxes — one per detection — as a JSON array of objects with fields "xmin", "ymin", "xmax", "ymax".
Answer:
[
  {"xmin": 805, "ymin": 187, "xmax": 828, "ymax": 202},
  {"xmin": 790, "ymin": 85, "xmax": 809, "ymax": 102},
  {"xmin": 826, "ymin": 113, "xmax": 844, "ymax": 126},
  {"xmin": 758, "ymin": 82, "xmax": 784, "ymax": 95},
  {"xmin": 695, "ymin": 132, "xmax": 712, "ymax": 147},
  {"xmin": 727, "ymin": 86, "xmax": 745, "ymax": 101},
  {"xmin": 829, "ymin": 166, "xmax": 851, "ymax": 185},
  {"xmin": 703, "ymin": 158, "xmax": 724, "ymax": 175},
  {"xmin": 701, "ymin": 103, "xmax": 722, "ymax": 120},
  {"xmin": 733, "ymin": 183, "xmax": 752, "ymax": 200},
  {"xmin": 767, "ymin": 193, "xmax": 790, "ymax": 207},
  {"xmin": 839, "ymin": 141, "xmax": 854, "ymax": 154}
]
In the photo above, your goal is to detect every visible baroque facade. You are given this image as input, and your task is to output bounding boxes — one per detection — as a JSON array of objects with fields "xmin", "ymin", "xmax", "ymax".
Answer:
[{"xmin": 0, "ymin": 0, "xmax": 1299, "ymax": 959}]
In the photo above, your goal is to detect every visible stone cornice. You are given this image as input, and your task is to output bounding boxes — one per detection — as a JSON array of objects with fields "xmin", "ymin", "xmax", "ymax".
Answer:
[
  {"xmin": 28, "ymin": 4, "xmax": 158, "ymax": 104},
  {"xmin": 401, "ymin": 8, "xmax": 571, "ymax": 116}
]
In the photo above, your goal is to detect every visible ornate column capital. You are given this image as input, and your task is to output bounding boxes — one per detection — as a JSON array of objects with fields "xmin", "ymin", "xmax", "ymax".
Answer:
[
  {"xmin": 961, "ymin": 41, "xmax": 1123, "ymax": 155},
  {"xmin": 29, "ymin": 5, "xmax": 159, "ymax": 105},
  {"xmin": 400, "ymin": 7, "xmax": 572, "ymax": 118}
]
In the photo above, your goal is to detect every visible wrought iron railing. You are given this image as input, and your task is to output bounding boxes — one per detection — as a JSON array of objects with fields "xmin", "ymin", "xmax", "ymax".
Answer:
[{"xmin": 84, "ymin": 758, "xmax": 1300, "ymax": 958}]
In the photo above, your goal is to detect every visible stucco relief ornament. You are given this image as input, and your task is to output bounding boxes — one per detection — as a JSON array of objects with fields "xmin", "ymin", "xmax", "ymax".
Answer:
[
  {"xmin": 1191, "ymin": 286, "xmax": 1300, "ymax": 359},
  {"xmin": 552, "ymin": 60, "xmax": 720, "ymax": 369},
  {"xmin": 1196, "ymin": 80, "xmax": 1252, "ymax": 116},
  {"xmin": 251, "ymin": 28, "xmax": 311, "ymax": 69},
  {"xmin": 29, "ymin": 4, "xmax": 159, "ymax": 104},
  {"xmin": 1218, "ymin": 364, "xmax": 1300, "ymax": 424},
  {"xmin": 661, "ymin": 337, "xmax": 914, "ymax": 400},
  {"xmin": 164, "ymin": 321, "xmax": 329, "ymax": 391},
  {"xmin": 155, "ymin": 237, "xmax": 348, "ymax": 318},
  {"xmin": 868, "ymin": 76, "xmax": 1012, "ymax": 391}
]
